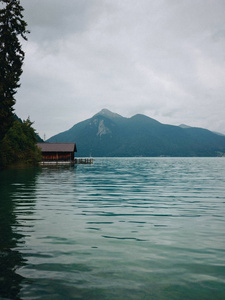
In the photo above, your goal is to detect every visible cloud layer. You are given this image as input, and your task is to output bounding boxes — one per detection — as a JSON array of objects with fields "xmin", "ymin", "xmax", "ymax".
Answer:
[{"xmin": 15, "ymin": 0, "xmax": 225, "ymax": 139}]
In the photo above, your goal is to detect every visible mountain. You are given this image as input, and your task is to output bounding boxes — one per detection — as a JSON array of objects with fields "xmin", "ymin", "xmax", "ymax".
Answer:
[
  {"xmin": 179, "ymin": 124, "xmax": 192, "ymax": 129},
  {"xmin": 47, "ymin": 109, "xmax": 225, "ymax": 157}
]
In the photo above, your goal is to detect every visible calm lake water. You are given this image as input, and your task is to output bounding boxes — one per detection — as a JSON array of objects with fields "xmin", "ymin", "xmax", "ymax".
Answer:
[{"xmin": 0, "ymin": 158, "xmax": 225, "ymax": 300}]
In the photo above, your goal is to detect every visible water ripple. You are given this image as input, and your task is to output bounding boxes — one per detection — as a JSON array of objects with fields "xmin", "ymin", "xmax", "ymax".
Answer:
[{"xmin": 1, "ymin": 158, "xmax": 225, "ymax": 299}]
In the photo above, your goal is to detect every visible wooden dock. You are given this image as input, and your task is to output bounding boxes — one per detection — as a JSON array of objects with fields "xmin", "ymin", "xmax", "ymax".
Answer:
[
  {"xmin": 39, "ymin": 158, "xmax": 93, "ymax": 166},
  {"xmin": 75, "ymin": 158, "xmax": 94, "ymax": 164}
]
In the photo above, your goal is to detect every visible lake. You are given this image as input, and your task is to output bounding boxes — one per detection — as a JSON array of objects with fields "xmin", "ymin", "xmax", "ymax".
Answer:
[{"xmin": 0, "ymin": 158, "xmax": 225, "ymax": 299}]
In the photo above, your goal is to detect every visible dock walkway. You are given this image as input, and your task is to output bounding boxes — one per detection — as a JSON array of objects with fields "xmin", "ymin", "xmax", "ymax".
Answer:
[
  {"xmin": 39, "ymin": 158, "xmax": 93, "ymax": 165},
  {"xmin": 75, "ymin": 158, "xmax": 93, "ymax": 164}
]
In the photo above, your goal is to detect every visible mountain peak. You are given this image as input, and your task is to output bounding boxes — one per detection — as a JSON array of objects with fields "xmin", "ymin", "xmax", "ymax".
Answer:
[
  {"xmin": 131, "ymin": 113, "xmax": 161, "ymax": 124},
  {"xmin": 179, "ymin": 124, "xmax": 192, "ymax": 129},
  {"xmin": 95, "ymin": 109, "xmax": 123, "ymax": 119}
]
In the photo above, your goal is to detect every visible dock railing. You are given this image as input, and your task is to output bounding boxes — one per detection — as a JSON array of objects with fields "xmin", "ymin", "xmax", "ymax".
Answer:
[{"xmin": 75, "ymin": 158, "xmax": 93, "ymax": 164}]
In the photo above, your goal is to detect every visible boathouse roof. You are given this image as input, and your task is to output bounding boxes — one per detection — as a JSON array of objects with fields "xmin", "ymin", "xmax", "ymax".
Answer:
[{"xmin": 37, "ymin": 143, "xmax": 77, "ymax": 153}]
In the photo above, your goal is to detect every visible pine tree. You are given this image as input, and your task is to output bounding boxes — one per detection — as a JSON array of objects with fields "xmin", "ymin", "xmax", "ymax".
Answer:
[{"xmin": 0, "ymin": 0, "xmax": 29, "ymax": 140}]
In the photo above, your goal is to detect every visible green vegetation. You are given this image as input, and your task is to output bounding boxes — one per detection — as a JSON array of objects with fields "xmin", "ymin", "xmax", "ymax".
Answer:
[
  {"xmin": 0, "ymin": 118, "xmax": 42, "ymax": 168},
  {"xmin": 0, "ymin": 0, "xmax": 41, "ymax": 169}
]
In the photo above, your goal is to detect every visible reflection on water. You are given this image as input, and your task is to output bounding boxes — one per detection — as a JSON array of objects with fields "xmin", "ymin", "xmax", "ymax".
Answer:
[
  {"xmin": 0, "ymin": 168, "xmax": 39, "ymax": 299},
  {"xmin": 1, "ymin": 159, "xmax": 225, "ymax": 300}
]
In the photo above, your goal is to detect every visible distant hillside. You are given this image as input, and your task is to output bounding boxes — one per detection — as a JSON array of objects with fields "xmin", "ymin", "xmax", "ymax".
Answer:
[{"xmin": 47, "ymin": 109, "xmax": 225, "ymax": 157}]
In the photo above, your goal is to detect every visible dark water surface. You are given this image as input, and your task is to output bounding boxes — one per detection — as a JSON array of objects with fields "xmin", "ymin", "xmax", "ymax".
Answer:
[{"xmin": 0, "ymin": 158, "xmax": 225, "ymax": 299}]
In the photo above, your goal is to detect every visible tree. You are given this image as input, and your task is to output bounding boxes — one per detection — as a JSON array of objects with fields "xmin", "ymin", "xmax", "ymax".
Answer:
[
  {"xmin": 0, "ymin": 118, "xmax": 42, "ymax": 167},
  {"xmin": 0, "ymin": 0, "xmax": 29, "ymax": 140}
]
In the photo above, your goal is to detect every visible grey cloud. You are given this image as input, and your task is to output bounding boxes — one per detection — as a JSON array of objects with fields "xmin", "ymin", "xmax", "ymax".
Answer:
[
  {"xmin": 21, "ymin": 0, "xmax": 104, "ymax": 41},
  {"xmin": 15, "ymin": 0, "xmax": 225, "ymax": 138}
]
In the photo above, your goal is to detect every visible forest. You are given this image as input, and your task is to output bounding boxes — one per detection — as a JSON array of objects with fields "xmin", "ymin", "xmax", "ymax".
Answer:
[{"xmin": 0, "ymin": 0, "xmax": 41, "ymax": 169}]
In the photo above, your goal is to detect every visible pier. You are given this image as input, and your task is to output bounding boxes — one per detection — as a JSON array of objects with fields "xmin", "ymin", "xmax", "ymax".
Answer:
[
  {"xmin": 75, "ymin": 158, "xmax": 93, "ymax": 164},
  {"xmin": 39, "ymin": 158, "xmax": 93, "ymax": 165}
]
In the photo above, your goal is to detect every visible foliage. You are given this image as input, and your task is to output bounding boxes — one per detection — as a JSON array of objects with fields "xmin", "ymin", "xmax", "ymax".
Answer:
[
  {"xmin": 0, "ymin": 0, "xmax": 29, "ymax": 140},
  {"xmin": 13, "ymin": 113, "xmax": 44, "ymax": 142},
  {"xmin": 0, "ymin": 119, "xmax": 42, "ymax": 168},
  {"xmin": 0, "ymin": 1, "xmax": 41, "ymax": 169}
]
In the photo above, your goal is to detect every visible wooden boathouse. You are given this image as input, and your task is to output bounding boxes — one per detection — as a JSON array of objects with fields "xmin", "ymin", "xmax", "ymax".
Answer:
[
  {"xmin": 37, "ymin": 143, "xmax": 77, "ymax": 164},
  {"xmin": 37, "ymin": 143, "xmax": 93, "ymax": 164}
]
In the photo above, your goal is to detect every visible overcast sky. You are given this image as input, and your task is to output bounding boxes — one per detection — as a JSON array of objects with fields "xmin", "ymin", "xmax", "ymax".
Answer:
[{"xmin": 14, "ymin": 0, "xmax": 225, "ymax": 139}]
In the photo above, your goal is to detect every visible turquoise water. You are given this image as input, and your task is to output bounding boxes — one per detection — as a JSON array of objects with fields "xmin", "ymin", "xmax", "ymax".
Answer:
[{"xmin": 0, "ymin": 158, "xmax": 225, "ymax": 299}]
